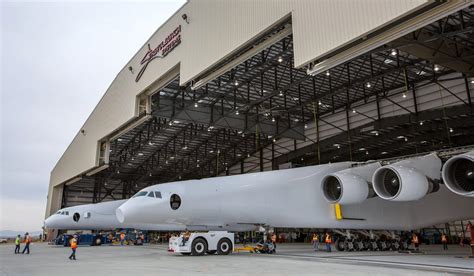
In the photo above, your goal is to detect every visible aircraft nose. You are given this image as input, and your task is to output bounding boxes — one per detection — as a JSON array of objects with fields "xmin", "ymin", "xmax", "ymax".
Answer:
[{"xmin": 44, "ymin": 216, "xmax": 55, "ymax": 229}]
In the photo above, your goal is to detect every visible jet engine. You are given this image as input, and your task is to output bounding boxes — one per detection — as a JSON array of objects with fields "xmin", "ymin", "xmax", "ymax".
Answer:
[
  {"xmin": 441, "ymin": 150, "xmax": 474, "ymax": 197},
  {"xmin": 322, "ymin": 162, "xmax": 381, "ymax": 205},
  {"xmin": 372, "ymin": 153, "xmax": 441, "ymax": 201}
]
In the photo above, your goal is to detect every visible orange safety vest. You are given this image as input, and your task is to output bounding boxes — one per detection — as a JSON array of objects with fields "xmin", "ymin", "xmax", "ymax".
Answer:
[
  {"xmin": 120, "ymin": 234, "xmax": 125, "ymax": 240},
  {"xmin": 325, "ymin": 235, "xmax": 332, "ymax": 243},
  {"xmin": 441, "ymin": 235, "xmax": 447, "ymax": 243},
  {"xmin": 71, "ymin": 239, "xmax": 77, "ymax": 249},
  {"xmin": 312, "ymin": 235, "xmax": 319, "ymax": 242},
  {"xmin": 412, "ymin": 235, "xmax": 419, "ymax": 244}
]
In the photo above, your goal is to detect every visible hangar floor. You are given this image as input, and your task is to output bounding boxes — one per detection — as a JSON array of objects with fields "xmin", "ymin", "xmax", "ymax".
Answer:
[{"xmin": 1, "ymin": 243, "xmax": 472, "ymax": 275}]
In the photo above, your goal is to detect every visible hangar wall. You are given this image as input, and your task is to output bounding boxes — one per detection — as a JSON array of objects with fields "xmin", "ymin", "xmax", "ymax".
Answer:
[{"xmin": 47, "ymin": 0, "xmax": 432, "ymax": 215}]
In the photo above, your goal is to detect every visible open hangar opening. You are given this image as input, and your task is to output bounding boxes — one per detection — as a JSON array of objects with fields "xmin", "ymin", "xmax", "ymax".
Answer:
[{"xmin": 62, "ymin": 6, "xmax": 474, "ymax": 209}]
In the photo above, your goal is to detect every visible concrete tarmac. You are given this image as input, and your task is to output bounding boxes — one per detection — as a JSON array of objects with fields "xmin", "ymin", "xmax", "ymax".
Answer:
[{"xmin": 0, "ymin": 243, "xmax": 473, "ymax": 275}]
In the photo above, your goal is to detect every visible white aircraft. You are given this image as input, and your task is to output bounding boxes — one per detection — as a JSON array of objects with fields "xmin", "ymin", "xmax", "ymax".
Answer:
[
  {"xmin": 44, "ymin": 198, "xmax": 185, "ymax": 231},
  {"xmin": 116, "ymin": 151, "xmax": 474, "ymax": 231}
]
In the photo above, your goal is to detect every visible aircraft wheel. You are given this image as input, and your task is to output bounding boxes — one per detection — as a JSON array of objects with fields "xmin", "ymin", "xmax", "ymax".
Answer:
[
  {"xmin": 217, "ymin": 238, "xmax": 232, "ymax": 255},
  {"xmin": 335, "ymin": 238, "xmax": 345, "ymax": 251},
  {"xmin": 191, "ymin": 238, "xmax": 207, "ymax": 256}
]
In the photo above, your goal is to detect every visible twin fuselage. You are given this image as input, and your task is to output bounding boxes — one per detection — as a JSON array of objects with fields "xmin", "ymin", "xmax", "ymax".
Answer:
[{"xmin": 45, "ymin": 151, "xmax": 474, "ymax": 232}]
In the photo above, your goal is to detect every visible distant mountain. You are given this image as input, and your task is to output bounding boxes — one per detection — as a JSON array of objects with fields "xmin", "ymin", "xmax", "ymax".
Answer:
[{"xmin": 0, "ymin": 230, "xmax": 42, "ymax": 238}]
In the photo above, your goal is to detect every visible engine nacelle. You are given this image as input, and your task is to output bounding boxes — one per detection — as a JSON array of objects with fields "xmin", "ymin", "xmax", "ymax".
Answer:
[
  {"xmin": 322, "ymin": 162, "xmax": 381, "ymax": 205},
  {"xmin": 372, "ymin": 153, "xmax": 441, "ymax": 201},
  {"xmin": 442, "ymin": 150, "xmax": 474, "ymax": 197}
]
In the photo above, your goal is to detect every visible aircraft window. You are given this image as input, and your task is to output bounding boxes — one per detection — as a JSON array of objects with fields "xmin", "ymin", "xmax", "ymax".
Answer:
[
  {"xmin": 155, "ymin": 191, "xmax": 162, "ymax": 198},
  {"xmin": 147, "ymin": 192, "xmax": 155, "ymax": 198},
  {"xmin": 132, "ymin": 191, "xmax": 148, "ymax": 198},
  {"xmin": 56, "ymin": 211, "xmax": 61, "ymax": 214},
  {"xmin": 170, "ymin": 194, "xmax": 181, "ymax": 210},
  {"xmin": 73, "ymin": 212, "xmax": 80, "ymax": 222},
  {"xmin": 84, "ymin": 212, "xmax": 91, "ymax": 218},
  {"xmin": 61, "ymin": 211, "xmax": 65, "ymax": 215}
]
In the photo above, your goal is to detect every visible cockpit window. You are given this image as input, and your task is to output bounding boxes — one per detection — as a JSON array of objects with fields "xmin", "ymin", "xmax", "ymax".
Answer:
[
  {"xmin": 147, "ymin": 191, "xmax": 155, "ymax": 198},
  {"xmin": 56, "ymin": 211, "xmax": 61, "ymax": 214},
  {"xmin": 155, "ymin": 191, "xmax": 162, "ymax": 199},
  {"xmin": 65, "ymin": 211, "xmax": 69, "ymax": 216},
  {"xmin": 132, "ymin": 191, "xmax": 148, "ymax": 198}
]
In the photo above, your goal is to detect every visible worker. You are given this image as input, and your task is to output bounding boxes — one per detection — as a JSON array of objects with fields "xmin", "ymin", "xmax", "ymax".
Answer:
[
  {"xmin": 441, "ymin": 233, "xmax": 448, "ymax": 250},
  {"xmin": 14, "ymin": 234, "xmax": 21, "ymax": 254},
  {"xmin": 312, "ymin": 233, "xmax": 319, "ymax": 251},
  {"xmin": 21, "ymin": 232, "xmax": 31, "ymax": 254},
  {"xmin": 271, "ymin": 233, "xmax": 277, "ymax": 250},
  {"xmin": 181, "ymin": 230, "xmax": 191, "ymax": 246},
  {"xmin": 69, "ymin": 235, "xmax": 78, "ymax": 260},
  {"xmin": 467, "ymin": 221, "xmax": 474, "ymax": 256},
  {"xmin": 325, "ymin": 232, "xmax": 332, "ymax": 252},
  {"xmin": 412, "ymin": 233, "xmax": 420, "ymax": 251},
  {"xmin": 108, "ymin": 233, "xmax": 114, "ymax": 245},
  {"xmin": 120, "ymin": 233, "xmax": 126, "ymax": 246}
]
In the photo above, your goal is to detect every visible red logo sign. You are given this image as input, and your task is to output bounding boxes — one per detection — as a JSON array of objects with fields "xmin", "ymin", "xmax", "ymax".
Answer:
[{"xmin": 136, "ymin": 25, "xmax": 181, "ymax": 82}]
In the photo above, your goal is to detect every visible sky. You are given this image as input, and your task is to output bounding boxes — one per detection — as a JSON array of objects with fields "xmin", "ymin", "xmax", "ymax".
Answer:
[{"xmin": 0, "ymin": 0, "xmax": 186, "ymax": 233}]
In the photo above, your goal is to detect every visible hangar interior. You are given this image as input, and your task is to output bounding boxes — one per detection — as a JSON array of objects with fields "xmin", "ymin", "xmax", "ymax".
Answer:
[{"xmin": 59, "ymin": 6, "xmax": 473, "ymax": 215}]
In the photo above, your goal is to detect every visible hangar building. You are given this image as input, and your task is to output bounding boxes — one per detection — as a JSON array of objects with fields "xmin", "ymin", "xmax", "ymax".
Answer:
[{"xmin": 46, "ymin": 0, "xmax": 474, "ymax": 231}]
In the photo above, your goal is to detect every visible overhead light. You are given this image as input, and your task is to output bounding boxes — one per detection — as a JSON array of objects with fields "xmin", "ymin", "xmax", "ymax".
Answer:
[
  {"xmin": 420, "ymin": 140, "xmax": 428, "ymax": 144},
  {"xmin": 196, "ymin": 164, "xmax": 200, "ymax": 168},
  {"xmin": 293, "ymin": 97, "xmax": 299, "ymax": 101},
  {"xmin": 419, "ymin": 121, "xmax": 424, "ymax": 126},
  {"xmin": 148, "ymin": 141, "xmax": 154, "ymax": 146},
  {"xmin": 391, "ymin": 49, "xmax": 397, "ymax": 56},
  {"xmin": 277, "ymin": 56, "xmax": 283, "ymax": 63},
  {"xmin": 449, "ymin": 128, "xmax": 453, "ymax": 133},
  {"xmin": 273, "ymin": 138, "xmax": 276, "ymax": 142},
  {"xmin": 116, "ymin": 170, "xmax": 120, "ymax": 174},
  {"xmin": 470, "ymin": 78, "xmax": 474, "ymax": 84},
  {"xmin": 234, "ymin": 80, "xmax": 239, "ymax": 86},
  {"xmin": 352, "ymin": 109, "xmax": 356, "ymax": 113},
  {"xmin": 235, "ymin": 110, "xmax": 239, "ymax": 115},
  {"xmin": 404, "ymin": 137, "xmax": 408, "ymax": 142},
  {"xmin": 304, "ymin": 124, "xmax": 308, "ymax": 129},
  {"xmin": 370, "ymin": 130, "xmax": 379, "ymax": 136},
  {"xmin": 294, "ymin": 118, "xmax": 299, "ymax": 122},
  {"xmin": 359, "ymin": 148, "xmax": 366, "ymax": 151},
  {"xmin": 279, "ymin": 91, "xmax": 284, "ymax": 96},
  {"xmin": 434, "ymin": 65, "xmax": 440, "ymax": 71},
  {"xmin": 138, "ymin": 152, "xmax": 144, "ymax": 156},
  {"xmin": 237, "ymin": 130, "xmax": 243, "ymax": 134},
  {"xmin": 247, "ymin": 153, "xmax": 251, "ymax": 158},
  {"xmin": 402, "ymin": 93, "xmax": 407, "ymax": 98},
  {"xmin": 325, "ymin": 71, "xmax": 330, "ymax": 76},
  {"xmin": 149, "ymin": 173, "xmax": 152, "ymax": 177},
  {"xmin": 271, "ymin": 117, "xmax": 275, "ymax": 122},
  {"xmin": 397, "ymin": 135, "xmax": 405, "ymax": 139},
  {"xmin": 165, "ymin": 160, "xmax": 169, "ymax": 164},
  {"xmin": 318, "ymin": 100, "xmax": 322, "ymax": 106},
  {"xmin": 131, "ymin": 157, "xmax": 135, "ymax": 161},
  {"xmin": 173, "ymin": 120, "xmax": 180, "ymax": 124},
  {"xmin": 365, "ymin": 151, "xmax": 369, "ymax": 155},
  {"xmin": 182, "ymin": 146, "xmax": 188, "ymax": 150},
  {"xmin": 268, "ymin": 135, "xmax": 273, "ymax": 139},
  {"xmin": 209, "ymin": 150, "xmax": 214, "ymax": 153},
  {"xmin": 236, "ymin": 153, "xmax": 241, "ymax": 157},
  {"xmin": 366, "ymin": 82, "xmax": 371, "ymax": 88},
  {"xmin": 117, "ymin": 138, "xmax": 123, "ymax": 142},
  {"xmin": 198, "ymin": 99, "xmax": 203, "ymax": 103},
  {"xmin": 381, "ymin": 151, "xmax": 388, "ymax": 155},
  {"xmin": 170, "ymin": 156, "xmax": 175, "ymax": 159},
  {"xmin": 168, "ymin": 122, "xmax": 173, "ymax": 126},
  {"xmin": 333, "ymin": 143, "xmax": 340, "ymax": 149},
  {"xmin": 194, "ymin": 102, "xmax": 198, "ymax": 108}
]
